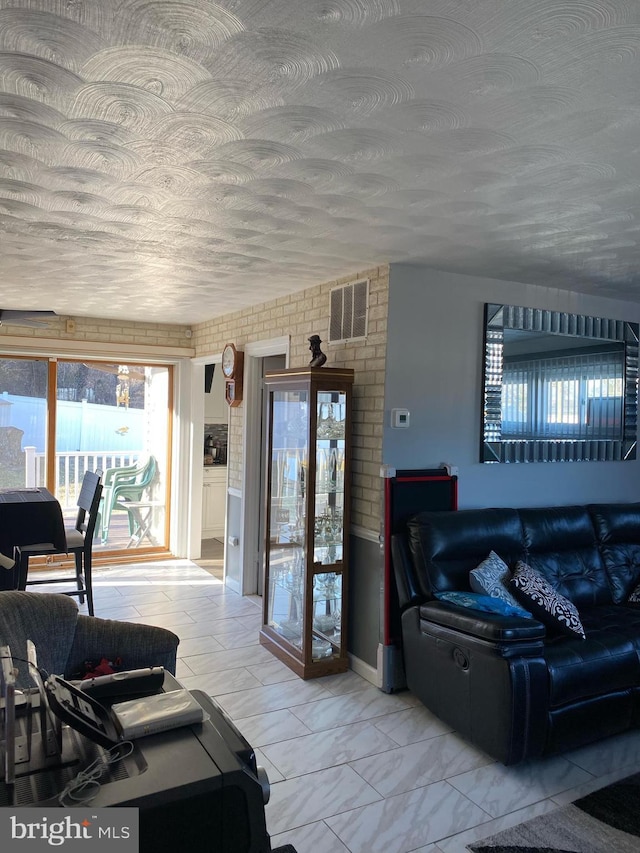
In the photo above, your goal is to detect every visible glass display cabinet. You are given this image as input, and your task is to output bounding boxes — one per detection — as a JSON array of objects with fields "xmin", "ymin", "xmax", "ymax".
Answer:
[{"xmin": 260, "ymin": 366, "xmax": 354, "ymax": 679}]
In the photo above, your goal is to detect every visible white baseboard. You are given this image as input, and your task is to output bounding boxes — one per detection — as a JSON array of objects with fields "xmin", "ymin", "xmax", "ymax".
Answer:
[
  {"xmin": 202, "ymin": 527, "xmax": 224, "ymax": 538},
  {"xmin": 225, "ymin": 576, "xmax": 240, "ymax": 594},
  {"xmin": 348, "ymin": 653, "xmax": 380, "ymax": 688}
]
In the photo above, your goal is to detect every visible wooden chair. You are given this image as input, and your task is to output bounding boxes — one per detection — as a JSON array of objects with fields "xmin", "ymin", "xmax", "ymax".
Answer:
[{"xmin": 14, "ymin": 471, "xmax": 103, "ymax": 616}]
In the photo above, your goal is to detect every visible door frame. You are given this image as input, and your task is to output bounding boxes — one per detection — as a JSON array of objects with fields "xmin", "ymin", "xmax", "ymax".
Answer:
[
  {"xmin": 187, "ymin": 354, "xmax": 220, "ymax": 561},
  {"xmin": 240, "ymin": 337, "xmax": 289, "ymax": 595}
]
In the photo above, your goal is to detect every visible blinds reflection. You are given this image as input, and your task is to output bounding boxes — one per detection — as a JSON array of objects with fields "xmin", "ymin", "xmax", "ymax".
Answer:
[{"xmin": 502, "ymin": 349, "xmax": 623, "ymax": 440}]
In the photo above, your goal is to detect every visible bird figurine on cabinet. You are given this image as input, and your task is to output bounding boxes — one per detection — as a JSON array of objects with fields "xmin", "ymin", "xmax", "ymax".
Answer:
[{"xmin": 308, "ymin": 335, "xmax": 327, "ymax": 367}]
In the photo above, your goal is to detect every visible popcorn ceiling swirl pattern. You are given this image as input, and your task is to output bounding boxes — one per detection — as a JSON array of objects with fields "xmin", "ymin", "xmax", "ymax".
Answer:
[{"xmin": 0, "ymin": 0, "xmax": 639, "ymax": 322}]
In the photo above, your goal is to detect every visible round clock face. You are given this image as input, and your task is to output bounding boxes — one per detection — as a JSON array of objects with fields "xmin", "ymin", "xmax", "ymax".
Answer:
[{"xmin": 222, "ymin": 343, "xmax": 236, "ymax": 378}]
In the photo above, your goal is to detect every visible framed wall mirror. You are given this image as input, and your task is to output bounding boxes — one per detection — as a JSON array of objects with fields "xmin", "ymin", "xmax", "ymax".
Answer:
[{"xmin": 481, "ymin": 304, "xmax": 639, "ymax": 463}]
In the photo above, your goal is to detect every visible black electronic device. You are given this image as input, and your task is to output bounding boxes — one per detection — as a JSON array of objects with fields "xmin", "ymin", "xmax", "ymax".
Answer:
[
  {"xmin": 0, "ymin": 644, "xmax": 16, "ymax": 785},
  {"xmin": 79, "ymin": 666, "xmax": 165, "ymax": 700},
  {"xmin": 2, "ymin": 673, "xmax": 272, "ymax": 853},
  {"xmin": 45, "ymin": 675, "xmax": 120, "ymax": 749}
]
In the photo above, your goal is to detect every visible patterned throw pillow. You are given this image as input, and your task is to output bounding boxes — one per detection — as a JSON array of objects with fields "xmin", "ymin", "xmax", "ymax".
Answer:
[
  {"xmin": 627, "ymin": 583, "xmax": 640, "ymax": 604},
  {"xmin": 435, "ymin": 591, "xmax": 532, "ymax": 618},
  {"xmin": 509, "ymin": 561, "xmax": 586, "ymax": 639},
  {"xmin": 469, "ymin": 550, "xmax": 522, "ymax": 609},
  {"xmin": 628, "ymin": 583, "xmax": 640, "ymax": 603}
]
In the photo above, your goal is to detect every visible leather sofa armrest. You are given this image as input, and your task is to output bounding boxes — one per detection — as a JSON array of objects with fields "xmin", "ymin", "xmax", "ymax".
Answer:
[
  {"xmin": 402, "ymin": 605, "xmax": 549, "ymax": 764},
  {"xmin": 420, "ymin": 600, "xmax": 546, "ymax": 644}
]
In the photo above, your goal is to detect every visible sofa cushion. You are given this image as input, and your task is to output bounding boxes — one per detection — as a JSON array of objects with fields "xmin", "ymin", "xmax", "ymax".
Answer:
[
  {"xmin": 519, "ymin": 506, "xmax": 611, "ymax": 607},
  {"xmin": 406, "ymin": 508, "xmax": 524, "ymax": 595},
  {"xmin": 510, "ymin": 561, "xmax": 586, "ymax": 639},
  {"xmin": 589, "ymin": 503, "xmax": 640, "ymax": 604},
  {"xmin": 545, "ymin": 605, "xmax": 640, "ymax": 707},
  {"xmin": 435, "ymin": 590, "xmax": 532, "ymax": 618},
  {"xmin": 469, "ymin": 551, "xmax": 523, "ymax": 608}
]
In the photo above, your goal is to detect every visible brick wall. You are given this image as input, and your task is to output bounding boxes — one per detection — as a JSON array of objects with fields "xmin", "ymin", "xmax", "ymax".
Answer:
[
  {"xmin": 0, "ymin": 315, "xmax": 193, "ymax": 349},
  {"xmin": 193, "ymin": 265, "xmax": 389, "ymax": 534}
]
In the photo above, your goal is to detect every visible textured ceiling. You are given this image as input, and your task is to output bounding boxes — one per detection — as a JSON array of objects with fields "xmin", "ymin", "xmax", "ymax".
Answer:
[{"xmin": 1, "ymin": 0, "xmax": 640, "ymax": 324}]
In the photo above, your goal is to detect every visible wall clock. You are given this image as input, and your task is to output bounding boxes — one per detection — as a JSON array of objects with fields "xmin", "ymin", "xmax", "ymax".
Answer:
[
  {"xmin": 222, "ymin": 343, "xmax": 244, "ymax": 406},
  {"xmin": 222, "ymin": 342, "xmax": 241, "ymax": 379}
]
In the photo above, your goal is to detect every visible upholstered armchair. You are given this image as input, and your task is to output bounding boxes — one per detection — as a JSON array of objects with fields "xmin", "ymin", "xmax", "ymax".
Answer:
[{"xmin": 0, "ymin": 591, "xmax": 179, "ymax": 688}]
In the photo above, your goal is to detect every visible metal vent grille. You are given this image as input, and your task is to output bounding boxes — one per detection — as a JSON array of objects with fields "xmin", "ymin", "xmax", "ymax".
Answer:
[{"xmin": 328, "ymin": 279, "xmax": 369, "ymax": 343}]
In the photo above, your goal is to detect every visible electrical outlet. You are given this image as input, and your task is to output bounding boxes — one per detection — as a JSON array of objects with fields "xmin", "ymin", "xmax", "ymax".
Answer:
[{"xmin": 66, "ymin": 319, "xmax": 76, "ymax": 334}]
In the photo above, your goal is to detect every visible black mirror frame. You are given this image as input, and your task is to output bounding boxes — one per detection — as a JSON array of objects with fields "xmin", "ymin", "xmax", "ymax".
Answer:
[{"xmin": 481, "ymin": 303, "xmax": 639, "ymax": 463}]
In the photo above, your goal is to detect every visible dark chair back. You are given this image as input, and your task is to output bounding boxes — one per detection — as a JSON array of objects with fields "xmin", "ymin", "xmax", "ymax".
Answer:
[
  {"xmin": 74, "ymin": 470, "xmax": 102, "ymax": 532},
  {"xmin": 74, "ymin": 470, "xmax": 102, "ymax": 541},
  {"xmin": 77, "ymin": 470, "xmax": 100, "ymax": 510},
  {"xmin": 83, "ymin": 481, "xmax": 103, "ymax": 544}
]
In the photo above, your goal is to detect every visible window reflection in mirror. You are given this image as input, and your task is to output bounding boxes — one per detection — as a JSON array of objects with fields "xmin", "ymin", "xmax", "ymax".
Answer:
[
  {"xmin": 481, "ymin": 305, "xmax": 638, "ymax": 463},
  {"xmin": 502, "ymin": 331, "xmax": 624, "ymax": 440}
]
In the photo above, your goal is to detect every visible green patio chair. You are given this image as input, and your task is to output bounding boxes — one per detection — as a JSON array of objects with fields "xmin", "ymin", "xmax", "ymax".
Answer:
[
  {"xmin": 99, "ymin": 455, "xmax": 157, "ymax": 544},
  {"xmin": 102, "ymin": 460, "xmax": 140, "ymax": 490},
  {"xmin": 96, "ymin": 460, "xmax": 140, "ymax": 540}
]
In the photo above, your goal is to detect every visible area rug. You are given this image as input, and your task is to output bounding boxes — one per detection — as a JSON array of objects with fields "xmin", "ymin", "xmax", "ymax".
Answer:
[{"xmin": 467, "ymin": 771, "xmax": 640, "ymax": 853}]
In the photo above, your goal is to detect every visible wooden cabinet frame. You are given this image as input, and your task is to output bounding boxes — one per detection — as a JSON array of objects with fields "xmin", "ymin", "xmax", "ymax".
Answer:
[{"xmin": 260, "ymin": 367, "xmax": 354, "ymax": 678}]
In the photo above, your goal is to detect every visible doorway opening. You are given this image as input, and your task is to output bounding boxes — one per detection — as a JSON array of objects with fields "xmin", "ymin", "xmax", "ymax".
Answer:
[{"xmin": 201, "ymin": 362, "xmax": 228, "ymax": 580}]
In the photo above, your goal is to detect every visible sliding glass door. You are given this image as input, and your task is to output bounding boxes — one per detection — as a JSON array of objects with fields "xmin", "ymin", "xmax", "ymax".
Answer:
[
  {"xmin": 0, "ymin": 357, "xmax": 48, "ymax": 489},
  {"xmin": 0, "ymin": 356, "xmax": 172, "ymax": 555}
]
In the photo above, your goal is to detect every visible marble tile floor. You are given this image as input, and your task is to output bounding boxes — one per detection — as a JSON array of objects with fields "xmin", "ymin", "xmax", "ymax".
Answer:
[{"xmin": 31, "ymin": 558, "xmax": 640, "ymax": 853}]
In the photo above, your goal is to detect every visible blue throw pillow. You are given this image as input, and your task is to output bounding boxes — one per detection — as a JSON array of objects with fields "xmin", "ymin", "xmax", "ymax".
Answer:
[
  {"xmin": 469, "ymin": 551, "xmax": 523, "ymax": 609},
  {"xmin": 435, "ymin": 590, "xmax": 533, "ymax": 618}
]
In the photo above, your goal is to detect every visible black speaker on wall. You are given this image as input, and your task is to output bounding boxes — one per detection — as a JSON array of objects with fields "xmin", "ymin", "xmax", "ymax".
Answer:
[{"xmin": 205, "ymin": 364, "xmax": 215, "ymax": 393}]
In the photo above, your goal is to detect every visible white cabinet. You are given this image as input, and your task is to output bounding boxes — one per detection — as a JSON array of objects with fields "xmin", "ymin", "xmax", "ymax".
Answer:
[{"xmin": 202, "ymin": 466, "xmax": 226, "ymax": 538}]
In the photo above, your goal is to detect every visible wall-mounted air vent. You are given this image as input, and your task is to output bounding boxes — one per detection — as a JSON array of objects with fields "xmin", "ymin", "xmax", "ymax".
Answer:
[{"xmin": 328, "ymin": 279, "xmax": 369, "ymax": 343}]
